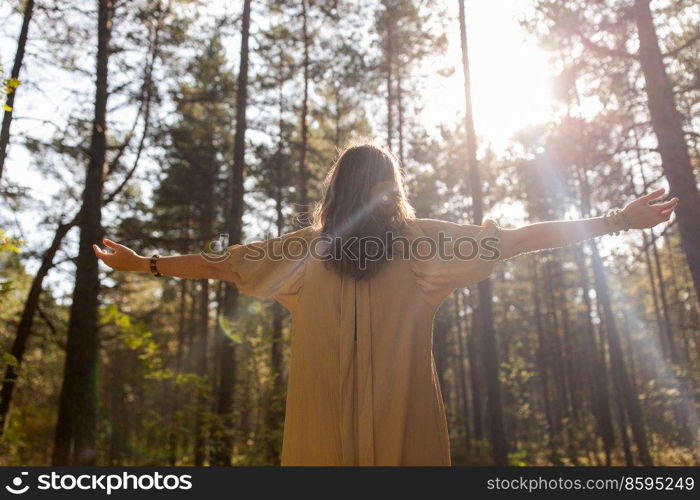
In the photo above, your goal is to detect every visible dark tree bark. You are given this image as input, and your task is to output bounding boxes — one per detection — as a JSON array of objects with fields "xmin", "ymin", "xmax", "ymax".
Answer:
[
  {"xmin": 193, "ymin": 101, "xmax": 218, "ymax": 465},
  {"xmin": 396, "ymin": 68, "xmax": 405, "ymax": 166},
  {"xmin": 297, "ymin": 0, "xmax": 310, "ymax": 224},
  {"xmin": 633, "ymin": 0, "xmax": 700, "ymax": 306},
  {"xmin": 193, "ymin": 279, "xmax": 211, "ymax": 466},
  {"xmin": 453, "ymin": 292, "xmax": 472, "ymax": 448},
  {"xmin": 211, "ymin": 0, "xmax": 251, "ymax": 466},
  {"xmin": 533, "ymin": 260, "xmax": 562, "ymax": 464},
  {"xmin": 53, "ymin": 0, "xmax": 113, "ymax": 466},
  {"xmin": 168, "ymin": 279, "xmax": 189, "ymax": 465},
  {"xmin": 0, "ymin": 0, "xmax": 34, "ymax": 182},
  {"xmin": 464, "ymin": 290, "xmax": 484, "ymax": 441},
  {"xmin": 384, "ymin": 4, "xmax": 394, "ymax": 151},
  {"xmin": 573, "ymin": 246, "xmax": 614, "ymax": 465},
  {"xmin": 589, "ymin": 242, "xmax": 653, "ymax": 465},
  {"xmin": 266, "ymin": 300, "xmax": 285, "ymax": 465},
  {"xmin": 265, "ymin": 78, "xmax": 288, "ymax": 465},
  {"xmin": 458, "ymin": 0, "xmax": 507, "ymax": 465}
]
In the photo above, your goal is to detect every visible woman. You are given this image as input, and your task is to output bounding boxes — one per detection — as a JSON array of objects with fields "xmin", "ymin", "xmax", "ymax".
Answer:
[{"xmin": 94, "ymin": 142, "xmax": 678, "ymax": 466}]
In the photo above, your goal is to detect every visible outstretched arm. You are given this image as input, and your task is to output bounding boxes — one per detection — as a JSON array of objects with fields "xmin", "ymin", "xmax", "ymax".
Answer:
[
  {"xmin": 497, "ymin": 188, "xmax": 678, "ymax": 261},
  {"xmin": 93, "ymin": 241, "xmax": 232, "ymax": 281}
]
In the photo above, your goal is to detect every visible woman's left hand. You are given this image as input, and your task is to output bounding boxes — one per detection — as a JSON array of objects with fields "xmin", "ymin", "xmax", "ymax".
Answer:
[{"xmin": 622, "ymin": 187, "xmax": 679, "ymax": 230}]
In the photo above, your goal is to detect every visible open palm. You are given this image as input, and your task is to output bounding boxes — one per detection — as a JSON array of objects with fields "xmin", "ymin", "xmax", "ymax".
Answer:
[
  {"xmin": 623, "ymin": 187, "xmax": 678, "ymax": 230},
  {"xmin": 92, "ymin": 239, "xmax": 144, "ymax": 272}
]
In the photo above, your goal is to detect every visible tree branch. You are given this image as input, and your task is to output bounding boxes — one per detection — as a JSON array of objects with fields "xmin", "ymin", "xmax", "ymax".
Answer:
[
  {"xmin": 575, "ymin": 30, "xmax": 638, "ymax": 59},
  {"xmin": 663, "ymin": 32, "xmax": 700, "ymax": 58}
]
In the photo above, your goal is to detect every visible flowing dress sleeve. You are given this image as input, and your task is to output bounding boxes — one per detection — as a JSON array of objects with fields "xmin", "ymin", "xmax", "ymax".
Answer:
[
  {"xmin": 405, "ymin": 218, "xmax": 502, "ymax": 307},
  {"xmin": 226, "ymin": 225, "xmax": 317, "ymax": 311}
]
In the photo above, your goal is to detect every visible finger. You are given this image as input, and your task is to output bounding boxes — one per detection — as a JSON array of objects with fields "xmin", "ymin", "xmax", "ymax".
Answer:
[
  {"xmin": 651, "ymin": 197, "xmax": 678, "ymax": 211},
  {"xmin": 642, "ymin": 187, "xmax": 666, "ymax": 203},
  {"xmin": 659, "ymin": 206, "xmax": 676, "ymax": 216},
  {"xmin": 93, "ymin": 244, "xmax": 109, "ymax": 259},
  {"xmin": 102, "ymin": 238, "xmax": 123, "ymax": 251}
]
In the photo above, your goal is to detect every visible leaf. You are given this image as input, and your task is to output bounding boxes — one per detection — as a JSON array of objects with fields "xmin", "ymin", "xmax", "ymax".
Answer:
[
  {"xmin": 0, "ymin": 229, "xmax": 23, "ymax": 253},
  {"xmin": 2, "ymin": 352, "xmax": 19, "ymax": 368},
  {"xmin": 3, "ymin": 104, "xmax": 11, "ymax": 112}
]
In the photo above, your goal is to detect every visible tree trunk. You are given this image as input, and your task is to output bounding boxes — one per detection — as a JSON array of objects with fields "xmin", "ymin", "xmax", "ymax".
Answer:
[
  {"xmin": 52, "ymin": 0, "xmax": 112, "ymax": 466},
  {"xmin": 193, "ymin": 279, "xmax": 210, "ymax": 466},
  {"xmin": 589, "ymin": 242, "xmax": 653, "ymax": 465},
  {"xmin": 297, "ymin": 0, "xmax": 310, "ymax": 224},
  {"xmin": 458, "ymin": 0, "xmax": 507, "ymax": 465},
  {"xmin": 633, "ymin": 0, "xmax": 700, "ymax": 306},
  {"xmin": 396, "ymin": 67, "xmax": 405, "ymax": 166},
  {"xmin": 0, "ymin": 0, "xmax": 34, "ymax": 182},
  {"xmin": 193, "ymin": 109, "xmax": 217, "ymax": 465},
  {"xmin": 453, "ymin": 291, "xmax": 471, "ymax": 448},
  {"xmin": 168, "ymin": 279, "xmax": 188, "ymax": 465},
  {"xmin": 266, "ymin": 103, "xmax": 287, "ymax": 464},
  {"xmin": 384, "ymin": 5, "xmax": 394, "ymax": 151},
  {"xmin": 533, "ymin": 259, "xmax": 560, "ymax": 464},
  {"xmin": 211, "ymin": 0, "xmax": 251, "ymax": 466},
  {"xmin": 464, "ymin": 290, "xmax": 484, "ymax": 441},
  {"xmin": 573, "ymin": 246, "xmax": 614, "ymax": 465}
]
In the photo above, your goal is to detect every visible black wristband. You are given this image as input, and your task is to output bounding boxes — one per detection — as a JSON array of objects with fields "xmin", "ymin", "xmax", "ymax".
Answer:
[{"xmin": 150, "ymin": 254, "xmax": 162, "ymax": 277}]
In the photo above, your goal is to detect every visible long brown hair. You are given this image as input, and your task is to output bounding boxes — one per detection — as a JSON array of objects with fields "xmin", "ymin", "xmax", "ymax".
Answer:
[{"xmin": 311, "ymin": 141, "xmax": 415, "ymax": 280}]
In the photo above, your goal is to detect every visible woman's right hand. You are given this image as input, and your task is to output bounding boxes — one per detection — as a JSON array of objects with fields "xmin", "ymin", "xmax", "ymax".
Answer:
[
  {"xmin": 622, "ymin": 187, "xmax": 679, "ymax": 230},
  {"xmin": 93, "ymin": 238, "xmax": 149, "ymax": 272}
]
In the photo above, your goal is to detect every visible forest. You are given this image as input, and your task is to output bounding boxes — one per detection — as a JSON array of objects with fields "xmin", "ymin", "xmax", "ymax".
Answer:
[{"xmin": 0, "ymin": 0, "xmax": 699, "ymax": 466}]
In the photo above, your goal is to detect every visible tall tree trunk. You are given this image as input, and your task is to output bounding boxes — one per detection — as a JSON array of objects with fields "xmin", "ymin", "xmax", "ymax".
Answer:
[
  {"xmin": 573, "ymin": 246, "xmax": 614, "ymax": 465},
  {"xmin": 0, "ymin": 0, "xmax": 34, "ymax": 182},
  {"xmin": 211, "ymin": 0, "xmax": 251, "ymax": 466},
  {"xmin": 266, "ymin": 87, "xmax": 287, "ymax": 465},
  {"xmin": 533, "ymin": 259, "xmax": 560, "ymax": 464},
  {"xmin": 589, "ymin": 243, "xmax": 653, "ymax": 465},
  {"xmin": 453, "ymin": 291, "xmax": 471, "ymax": 449},
  {"xmin": 193, "ymin": 280, "xmax": 210, "ymax": 466},
  {"xmin": 297, "ymin": 0, "xmax": 310, "ymax": 224},
  {"xmin": 334, "ymin": 85, "xmax": 342, "ymax": 149},
  {"xmin": 168, "ymin": 279, "xmax": 189, "ymax": 465},
  {"xmin": 193, "ymin": 112, "xmax": 217, "ymax": 465},
  {"xmin": 396, "ymin": 67, "xmax": 405, "ymax": 166},
  {"xmin": 633, "ymin": 0, "xmax": 700, "ymax": 305},
  {"xmin": 384, "ymin": 5, "xmax": 394, "ymax": 151},
  {"xmin": 632, "ymin": 133, "xmax": 676, "ymax": 363},
  {"xmin": 0, "ymin": 215, "xmax": 77, "ymax": 435},
  {"xmin": 52, "ymin": 0, "xmax": 112, "ymax": 466},
  {"xmin": 463, "ymin": 290, "xmax": 484, "ymax": 441},
  {"xmin": 458, "ymin": 0, "xmax": 507, "ymax": 465}
]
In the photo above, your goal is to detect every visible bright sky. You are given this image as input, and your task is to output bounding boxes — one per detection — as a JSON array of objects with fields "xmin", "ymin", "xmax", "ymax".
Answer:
[{"xmin": 421, "ymin": 0, "xmax": 554, "ymax": 152}]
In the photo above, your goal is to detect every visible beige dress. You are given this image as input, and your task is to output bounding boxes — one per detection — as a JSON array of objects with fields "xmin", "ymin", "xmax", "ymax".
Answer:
[{"xmin": 227, "ymin": 217, "xmax": 501, "ymax": 466}]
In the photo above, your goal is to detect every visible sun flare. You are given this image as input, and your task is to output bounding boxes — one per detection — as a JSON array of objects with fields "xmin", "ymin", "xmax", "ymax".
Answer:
[{"xmin": 422, "ymin": 0, "xmax": 555, "ymax": 151}]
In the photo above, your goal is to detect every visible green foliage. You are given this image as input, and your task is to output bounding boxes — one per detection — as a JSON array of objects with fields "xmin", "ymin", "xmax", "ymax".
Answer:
[
  {"xmin": 2, "ymin": 351, "xmax": 19, "ymax": 368},
  {"xmin": 0, "ymin": 229, "xmax": 22, "ymax": 254},
  {"xmin": 1, "ymin": 68, "xmax": 21, "ymax": 111},
  {"xmin": 0, "ymin": 230, "xmax": 24, "ymax": 304},
  {"xmin": 100, "ymin": 304, "xmax": 169, "ymax": 380}
]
